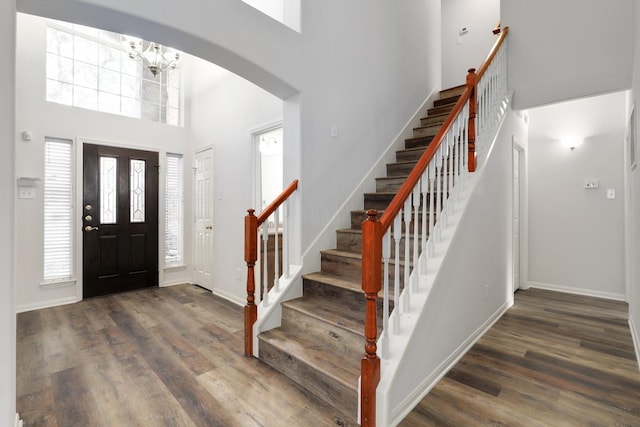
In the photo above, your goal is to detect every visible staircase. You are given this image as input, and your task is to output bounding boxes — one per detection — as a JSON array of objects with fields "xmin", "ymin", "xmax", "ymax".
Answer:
[{"xmin": 257, "ymin": 85, "xmax": 466, "ymax": 423}]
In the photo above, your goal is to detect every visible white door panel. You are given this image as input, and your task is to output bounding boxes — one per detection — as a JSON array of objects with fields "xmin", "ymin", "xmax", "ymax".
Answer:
[{"xmin": 193, "ymin": 148, "xmax": 214, "ymax": 290}]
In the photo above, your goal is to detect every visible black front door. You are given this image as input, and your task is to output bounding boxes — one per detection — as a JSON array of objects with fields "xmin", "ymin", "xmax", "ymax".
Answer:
[{"xmin": 83, "ymin": 143, "xmax": 159, "ymax": 298}]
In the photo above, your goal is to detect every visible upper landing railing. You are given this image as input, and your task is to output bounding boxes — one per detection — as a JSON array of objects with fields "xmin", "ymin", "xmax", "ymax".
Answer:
[
  {"xmin": 243, "ymin": 179, "xmax": 299, "ymax": 356},
  {"xmin": 359, "ymin": 27, "xmax": 509, "ymax": 426}
]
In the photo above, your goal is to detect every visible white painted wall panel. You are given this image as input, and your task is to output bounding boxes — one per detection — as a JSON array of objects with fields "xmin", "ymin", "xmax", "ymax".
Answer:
[
  {"xmin": 528, "ymin": 92, "xmax": 627, "ymax": 299},
  {"xmin": 187, "ymin": 57, "xmax": 282, "ymax": 304},
  {"xmin": 441, "ymin": 0, "xmax": 500, "ymax": 89}
]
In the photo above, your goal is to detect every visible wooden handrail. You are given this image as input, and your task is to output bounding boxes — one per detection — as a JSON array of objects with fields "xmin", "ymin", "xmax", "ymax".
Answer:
[
  {"xmin": 359, "ymin": 27, "xmax": 509, "ymax": 426},
  {"xmin": 244, "ymin": 179, "xmax": 299, "ymax": 356},
  {"xmin": 256, "ymin": 179, "xmax": 299, "ymax": 225},
  {"xmin": 477, "ymin": 27, "xmax": 509, "ymax": 81}
]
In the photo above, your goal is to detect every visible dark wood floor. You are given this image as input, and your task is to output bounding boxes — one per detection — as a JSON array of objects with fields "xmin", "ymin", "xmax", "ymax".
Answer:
[
  {"xmin": 17, "ymin": 286, "xmax": 640, "ymax": 426},
  {"xmin": 401, "ymin": 288, "xmax": 640, "ymax": 426},
  {"xmin": 16, "ymin": 285, "xmax": 351, "ymax": 427}
]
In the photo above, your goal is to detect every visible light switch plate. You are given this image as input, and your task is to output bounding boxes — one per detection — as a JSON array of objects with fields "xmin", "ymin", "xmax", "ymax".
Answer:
[{"xmin": 607, "ymin": 189, "xmax": 616, "ymax": 199}]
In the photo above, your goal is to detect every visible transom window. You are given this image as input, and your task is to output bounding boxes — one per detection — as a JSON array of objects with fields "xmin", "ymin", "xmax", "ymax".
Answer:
[{"xmin": 46, "ymin": 20, "xmax": 181, "ymax": 126}]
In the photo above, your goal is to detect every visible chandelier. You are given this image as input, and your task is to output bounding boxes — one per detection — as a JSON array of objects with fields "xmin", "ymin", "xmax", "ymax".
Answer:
[{"xmin": 127, "ymin": 40, "xmax": 181, "ymax": 77}]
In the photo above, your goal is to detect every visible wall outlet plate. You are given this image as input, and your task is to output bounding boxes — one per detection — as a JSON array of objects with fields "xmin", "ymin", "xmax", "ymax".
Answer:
[{"xmin": 584, "ymin": 179, "xmax": 599, "ymax": 189}]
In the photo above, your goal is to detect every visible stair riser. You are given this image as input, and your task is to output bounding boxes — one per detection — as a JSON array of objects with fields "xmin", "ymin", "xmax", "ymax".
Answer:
[
  {"xmin": 396, "ymin": 148, "xmax": 426, "ymax": 162},
  {"xmin": 280, "ymin": 305, "xmax": 364, "ymax": 357},
  {"xmin": 303, "ymin": 277, "xmax": 395, "ymax": 314},
  {"xmin": 258, "ymin": 338, "xmax": 359, "ymax": 419},
  {"xmin": 337, "ymin": 231, "xmax": 426, "ymax": 258},
  {"xmin": 350, "ymin": 210, "xmax": 437, "ymax": 231},
  {"xmin": 440, "ymin": 85, "xmax": 466, "ymax": 99},
  {"xmin": 433, "ymin": 95, "xmax": 460, "ymax": 108},
  {"xmin": 412, "ymin": 125, "xmax": 440, "ymax": 139},
  {"xmin": 321, "ymin": 253, "xmax": 407, "ymax": 283},
  {"xmin": 378, "ymin": 172, "xmax": 461, "ymax": 193},
  {"xmin": 421, "ymin": 115, "xmax": 448, "ymax": 127},
  {"xmin": 405, "ymin": 136, "xmax": 435, "ymax": 150},
  {"xmin": 428, "ymin": 104, "xmax": 455, "ymax": 117},
  {"xmin": 364, "ymin": 193, "xmax": 444, "ymax": 211}
]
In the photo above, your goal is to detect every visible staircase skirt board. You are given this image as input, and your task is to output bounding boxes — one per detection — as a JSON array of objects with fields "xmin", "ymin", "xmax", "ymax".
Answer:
[{"xmin": 256, "ymin": 85, "xmax": 465, "ymax": 423}]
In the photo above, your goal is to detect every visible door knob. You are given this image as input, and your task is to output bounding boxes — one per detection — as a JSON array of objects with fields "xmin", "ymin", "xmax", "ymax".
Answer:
[{"xmin": 84, "ymin": 226, "xmax": 99, "ymax": 232}]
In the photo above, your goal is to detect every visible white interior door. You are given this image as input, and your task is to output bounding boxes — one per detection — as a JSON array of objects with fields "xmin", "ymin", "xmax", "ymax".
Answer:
[
  {"xmin": 512, "ymin": 146, "xmax": 521, "ymax": 292},
  {"xmin": 193, "ymin": 147, "xmax": 214, "ymax": 290}
]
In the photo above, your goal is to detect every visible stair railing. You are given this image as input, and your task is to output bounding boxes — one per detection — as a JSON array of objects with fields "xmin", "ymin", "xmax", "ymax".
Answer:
[
  {"xmin": 244, "ymin": 179, "xmax": 299, "ymax": 356},
  {"xmin": 359, "ymin": 27, "xmax": 508, "ymax": 426}
]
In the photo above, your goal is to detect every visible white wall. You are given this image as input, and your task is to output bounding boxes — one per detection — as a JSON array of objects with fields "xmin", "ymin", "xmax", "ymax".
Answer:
[
  {"xmin": 441, "ymin": 0, "xmax": 500, "ymax": 89},
  {"xmin": 528, "ymin": 92, "xmax": 627, "ymax": 299},
  {"xmin": 628, "ymin": 0, "xmax": 640, "ymax": 359},
  {"xmin": 0, "ymin": 0, "xmax": 16, "ymax": 423},
  {"xmin": 384, "ymin": 109, "xmax": 529, "ymax": 423},
  {"xmin": 15, "ymin": 13, "xmax": 193, "ymax": 311},
  {"xmin": 188, "ymin": 57, "xmax": 282, "ymax": 304},
  {"xmin": 502, "ymin": 0, "xmax": 633, "ymax": 110}
]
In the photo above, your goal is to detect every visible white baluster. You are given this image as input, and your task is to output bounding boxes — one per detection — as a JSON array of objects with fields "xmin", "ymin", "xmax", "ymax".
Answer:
[
  {"xmin": 262, "ymin": 221, "xmax": 269, "ymax": 307},
  {"xmin": 283, "ymin": 202, "xmax": 289, "ymax": 279},
  {"xmin": 435, "ymin": 149, "xmax": 442, "ymax": 243},
  {"xmin": 381, "ymin": 229, "xmax": 391, "ymax": 357},
  {"xmin": 392, "ymin": 214, "xmax": 401, "ymax": 335},
  {"xmin": 402, "ymin": 198, "xmax": 411, "ymax": 312},
  {"xmin": 273, "ymin": 209, "xmax": 280, "ymax": 292},
  {"xmin": 420, "ymin": 168, "xmax": 429, "ymax": 274},
  {"xmin": 428, "ymin": 162, "xmax": 436, "ymax": 257},
  {"xmin": 412, "ymin": 185, "xmax": 420, "ymax": 292}
]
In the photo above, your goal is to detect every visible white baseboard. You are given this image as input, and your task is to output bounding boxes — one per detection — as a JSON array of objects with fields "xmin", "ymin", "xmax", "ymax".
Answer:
[
  {"xmin": 160, "ymin": 280, "xmax": 192, "ymax": 288},
  {"xmin": 526, "ymin": 281, "xmax": 626, "ymax": 301},
  {"xmin": 16, "ymin": 296, "xmax": 77, "ymax": 313},
  {"xmin": 388, "ymin": 300, "xmax": 512, "ymax": 426},
  {"xmin": 209, "ymin": 287, "xmax": 245, "ymax": 307},
  {"xmin": 629, "ymin": 314, "xmax": 640, "ymax": 371}
]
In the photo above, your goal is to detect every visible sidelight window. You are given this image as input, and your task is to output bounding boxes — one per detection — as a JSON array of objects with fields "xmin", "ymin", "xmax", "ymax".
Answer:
[
  {"xmin": 165, "ymin": 153, "xmax": 184, "ymax": 266},
  {"xmin": 43, "ymin": 138, "xmax": 74, "ymax": 281}
]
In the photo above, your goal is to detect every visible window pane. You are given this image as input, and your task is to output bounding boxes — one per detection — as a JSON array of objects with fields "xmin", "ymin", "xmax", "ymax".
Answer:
[
  {"xmin": 99, "ymin": 68, "xmax": 121, "ymax": 94},
  {"xmin": 167, "ymin": 86, "xmax": 179, "ymax": 109},
  {"xmin": 121, "ymin": 97, "xmax": 141, "ymax": 118},
  {"xmin": 46, "ymin": 79, "xmax": 73, "ymax": 105},
  {"xmin": 130, "ymin": 159, "xmax": 146, "ymax": 223},
  {"xmin": 46, "ymin": 53, "xmax": 73, "ymax": 83},
  {"xmin": 142, "ymin": 80, "xmax": 160, "ymax": 103},
  {"xmin": 73, "ymin": 36, "xmax": 98, "ymax": 64},
  {"xmin": 73, "ymin": 85, "xmax": 98, "ymax": 110},
  {"xmin": 99, "ymin": 45, "xmax": 122, "ymax": 71},
  {"xmin": 46, "ymin": 27, "xmax": 73, "ymax": 57},
  {"xmin": 167, "ymin": 68, "xmax": 180, "ymax": 88},
  {"xmin": 121, "ymin": 51, "xmax": 141, "ymax": 77},
  {"xmin": 121, "ymin": 74, "xmax": 140, "ymax": 99},
  {"xmin": 74, "ymin": 61, "xmax": 98, "ymax": 89},
  {"xmin": 100, "ymin": 157, "xmax": 117, "ymax": 224},
  {"xmin": 165, "ymin": 154, "xmax": 183, "ymax": 265},
  {"xmin": 98, "ymin": 91, "xmax": 121, "ymax": 114},
  {"xmin": 98, "ymin": 29, "xmax": 122, "ymax": 45},
  {"xmin": 44, "ymin": 138, "xmax": 73, "ymax": 281}
]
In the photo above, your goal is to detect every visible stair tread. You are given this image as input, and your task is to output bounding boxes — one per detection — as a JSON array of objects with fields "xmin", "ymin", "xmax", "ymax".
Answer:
[
  {"xmin": 283, "ymin": 294, "xmax": 365, "ymax": 338},
  {"xmin": 259, "ymin": 328, "xmax": 360, "ymax": 390}
]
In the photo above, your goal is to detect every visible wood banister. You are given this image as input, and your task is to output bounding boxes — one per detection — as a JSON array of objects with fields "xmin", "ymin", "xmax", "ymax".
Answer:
[
  {"xmin": 256, "ymin": 179, "xmax": 299, "ymax": 225},
  {"xmin": 360, "ymin": 26, "xmax": 509, "ymax": 425},
  {"xmin": 476, "ymin": 26, "xmax": 509, "ymax": 81},
  {"xmin": 360, "ymin": 210, "xmax": 382, "ymax": 427},
  {"xmin": 244, "ymin": 179, "xmax": 299, "ymax": 356}
]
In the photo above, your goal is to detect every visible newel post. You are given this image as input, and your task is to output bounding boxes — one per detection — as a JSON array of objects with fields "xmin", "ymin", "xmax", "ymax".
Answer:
[
  {"xmin": 244, "ymin": 209, "xmax": 258, "ymax": 356},
  {"xmin": 361, "ymin": 210, "xmax": 382, "ymax": 427},
  {"xmin": 466, "ymin": 68, "xmax": 478, "ymax": 172}
]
